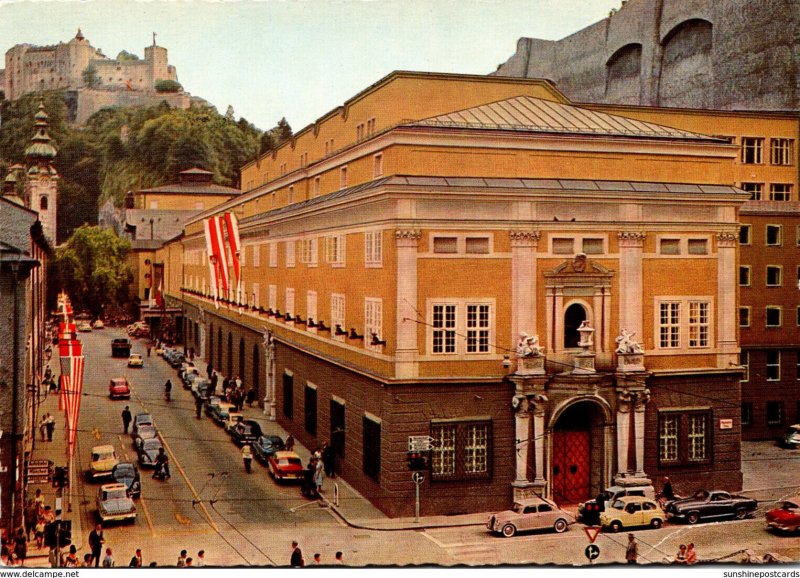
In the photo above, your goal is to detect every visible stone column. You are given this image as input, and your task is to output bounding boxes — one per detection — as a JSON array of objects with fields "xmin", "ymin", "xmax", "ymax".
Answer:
[
  {"xmin": 531, "ymin": 394, "xmax": 548, "ymax": 484},
  {"xmin": 717, "ymin": 232, "xmax": 739, "ymax": 367},
  {"xmin": 262, "ymin": 329, "xmax": 277, "ymax": 421},
  {"xmin": 616, "ymin": 390, "xmax": 633, "ymax": 475},
  {"xmin": 617, "ymin": 232, "xmax": 646, "ymax": 342},
  {"xmin": 633, "ymin": 390, "xmax": 650, "ymax": 477},
  {"xmin": 395, "ymin": 230, "xmax": 421, "ymax": 379},
  {"xmin": 510, "ymin": 231, "xmax": 541, "ymax": 347},
  {"xmin": 513, "ymin": 395, "xmax": 531, "ymax": 484}
]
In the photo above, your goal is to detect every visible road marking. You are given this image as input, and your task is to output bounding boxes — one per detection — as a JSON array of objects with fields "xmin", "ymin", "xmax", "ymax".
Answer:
[{"xmin": 118, "ymin": 435, "xmax": 154, "ymax": 536}]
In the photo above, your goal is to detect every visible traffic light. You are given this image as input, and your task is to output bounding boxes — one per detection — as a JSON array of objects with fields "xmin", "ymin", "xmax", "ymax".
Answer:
[
  {"xmin": 43, "ymin": 520, "xmax": 72, "ymax": 548},
  {"xmin": 407, "ymin": 451, "xmax": 429, "ymax": 471},
  {"xmin": 52, "ymin": 466, "xmax": 67, "ymax": 488}
]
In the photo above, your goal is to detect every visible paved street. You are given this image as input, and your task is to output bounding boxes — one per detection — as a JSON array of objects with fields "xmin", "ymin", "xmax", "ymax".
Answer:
[{"xmin": 24, "ymin": 326, "xmax": 800, "ymax": 567}]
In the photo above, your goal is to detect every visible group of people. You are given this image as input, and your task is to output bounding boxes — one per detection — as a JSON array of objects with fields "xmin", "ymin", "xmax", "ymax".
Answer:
[
  {"xmin": 37, "ymin": 413, "xmax": 56, "ymax": 442},
  {"xmin": 290, "ymin": 540, "xmax": 344, "ymax": 567},
  {"xmin": 301, "ymin": 443, "xmax": 335, "ymax": 499},
  {"xmin": 206, "ymin": 365, "xmax": 257, "ymax": 410},
  {"xmin": 10, "ymin": 489, "xmax": 57, "ymax": 564}
]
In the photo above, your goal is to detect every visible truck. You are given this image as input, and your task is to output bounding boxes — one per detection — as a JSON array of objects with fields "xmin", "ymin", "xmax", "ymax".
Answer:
[{"xmin": 111, "ymin": 338, "xmax": 132, "ymax": 358}]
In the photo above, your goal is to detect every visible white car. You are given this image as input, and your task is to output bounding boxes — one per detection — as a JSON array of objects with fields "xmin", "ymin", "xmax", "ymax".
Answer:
[
  {"xmin": 128, "ymin": 353, "xmax": 144, "ymax": 368},
  {"xmin": 488, "ymin": 497, "xmax": 575, "ymax": 537},
  {"xmin": 96, "ymin": 483, "xmax": 136, "ymax": 523}
]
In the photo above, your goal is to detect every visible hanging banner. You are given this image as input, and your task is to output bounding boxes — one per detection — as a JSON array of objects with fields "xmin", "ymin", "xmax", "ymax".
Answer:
[
  {"xmin": 223, "ymin": 212, "xmax": 241, "ymax": 302},
  {"xmin": 64, "ymin": 355, "xmax": 84, "ymax": 456},
  {"xmin": 203, "ymin": 218, "xmax": 219, "ymax": 304}
]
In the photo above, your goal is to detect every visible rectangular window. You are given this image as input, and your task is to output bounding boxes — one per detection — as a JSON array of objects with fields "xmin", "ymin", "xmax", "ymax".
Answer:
[
  {"xmin": 552, "ymin": 238, "xmax": 574, "ymax": 254},
  {"xmin": 742, "ymin": 137, "xmax": 764, "ymax": 164},
  {"xmin": 252, "ymin": 244, "xmax": 261, "ymax": 268},
  {"xmin": 688, "ymin": 301, "xmax": 709, "ymax": 348},
  {"xmin": 363, "ymin": 416, "xmax": 381, "ymax": 479},
  {"xmin": 739, "ymin": 225, "xmax": 751, "ymax": 245},
  {"xmin": 770, "ymin": 184, "xmax": 792, "ymax": 202},
  {"xmin": 288, "ymin": 186, "xmax": 294, "ymax": 205},
  {"xmin": 433, "ymin": 237, "xmax": 458, "ymax": 254},
  {"xmin": 659, "ymin": 239, "xmax": 681, "ymax": 255},
  {"xmin": 659, "ymin": 410, "xmax": 711, "ymax": 465},
  {"xmin": 659, "ymin": 414, "xmax": 679, "ymax": 462},
  {"xmin": 252, "ymin": 283, "xmax": 260, "ymax": 309},
  {"xmin": 286, "ymin": 240, "xmax": 296, "ymax": 267},
  {"xmin": 269, "ymin": 242, "xmax": 278, "ymax": 267},
  {"xmin": 364, "ymin": 230, "xmax": 382, "ymax": 266},
  {"xmin": 766, "ymin": 306, "xmax": 782, "ymax": 328},
  {"xmin": 300, "ymin": 238, "xmax": 318, "ymax": 266},
  {"xmin": 432, "ymin": 304, "xmax": 457, "ymax": 354},
  {"xmin": 687, "ymin": 239, "xmax": 708, "ymax": 255},
  {"xmin": 282, "ymin": 372, "xmax": 294, "ymax": 419},
  {"xmin": 326, "ymin": 235, "xmax": 345, "ymax": 265},
  {"xmin": 767, "ymin": 266, "xmax": 782, "ymax": 286},
  {"xmin": 741, "ymin": 403, "xmax": 753, "ymax": 427},
  {"xmin": 306, "ymin": 291, "xmax": 317, "ymax": 325},
  {"xmin": 739, "ymin": 307, "xmax": 750, "ymax": 328},
  {"xmin": 659, "ymin": 302, "xmax": 680, "ymax": 348},
  {"xmin": 431, "ymin": 420, "xmax": 492, "ymax": 480},
  {"xmin": 766, "ymin": 401, "xmax": 783, "ymax": 426},
  {"xmin": 466, "ymin": 237, "xmax": 490, "ymax": 254},
  {"xmin": 364, "ymin": 298, "xmax": 383, "ymax": 351},
  {"xmin": 740, "ymin": 182, "xmax": 763, "ymax": 201},
  {"xmin": 285, "ymin": 288, "xmax": 295, "ymax": 317},
  {"xmin": 304, "ymin": 384, "xmax": 317, "ymax": 436},
  {"xmin": 330, "ymin": 399, "xmax": 345, "ymax": 458},
  {"xmin": 766, "ymin": 225, "xmax": 782, "ymax": 246},
  {"xmin": 268, "ymin": 285, "xmax": 277, "ymax": 311},
  {"xmin": 739, "ymin": 266, "xmax": 751, "ymax": 286},
  {"xmin": 741, "ymin": 351, "xmax": 750, "ymax": 382},
  {"xmin": 373, "ymin": 153, "xmax": 383, "ymax": 178},
  {"xmin": 331, "ymin": 293, "xmax": 345, "ymax": 341},
  {"xmin": 687, "ymin": 414, "xmax": 708, "ymax": 462},
  {"xmin": 314, "ymin": 177, "xmax": 320, "ymax": 197},
  {"xmin": 466, "ymin": 304, "xmax": 490, "ymax": 353},
  {"xmin": 340, "ymin": 166, "xmax": 348, "ymax": 189},
  {"xmin": 767, "ymin": 350, "xmax": 780, "ymax": 381},
  {"xmin": 770, "ymin": 138, "xmax": 794, "ymax": 165},
  {"xmin": 581, "ymin": 238, "xmax": 604, "ymax": 254}
]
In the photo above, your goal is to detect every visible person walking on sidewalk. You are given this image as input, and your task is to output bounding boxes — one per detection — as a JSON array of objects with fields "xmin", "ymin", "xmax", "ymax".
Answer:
[
  {"xmin": 242, "ymin": 443, "xmax": 253, "ymax": 473},
  {"xmin": 322, "ymin": 442, "xmax": 335, "ymax": 478},
  {"xmin": 38, "ymin": 414, "xmax": 48, "ymax": 441},
  {"xmin": 195, "ymin": 550, "xmax": 206, "ymax": 567},
  {"xmin": 177, "ymin": 549, "xmax": 188, "ymax": 567},
  {"xmin": 625, "ymin": 533, "xmax": 638, "ymax": 565},
  {"xmin": 129, "ymin": 548, "xmax": 143, "ymax": 567},
  {"xmin": 122, "ymin": 406, "xmax": 132, "ymax": 434},
  {"xmin": 89, "ymin": 524, "xmax": 105, "ymax": 568},
  {"xmin": 102, "ymin": 547, "xmax": 115, "ymax": 567},
  {"xmin": 13, "ymin": 528, "xmax": 27, "ymax": 566},
  {"xmin": 290, "ymin": 541, "xmax": 304, "ymax": 567},
  {"xmin": 46, "ymin": 414, "xmax": 56, "ymax": 441}
]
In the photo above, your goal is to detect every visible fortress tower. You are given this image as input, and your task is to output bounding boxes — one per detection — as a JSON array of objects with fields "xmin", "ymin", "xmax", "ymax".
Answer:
[{"xmin": 24, "ymin": 102, "xmax": 59, "ymax": 243}]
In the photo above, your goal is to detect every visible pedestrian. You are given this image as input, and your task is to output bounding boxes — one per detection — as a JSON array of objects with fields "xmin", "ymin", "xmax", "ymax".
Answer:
[
  {"xmin": 34, "ymin": 517, "xmax": 45, "ymax": 549},
  {"xmin": 44, "ymin": 364, "xmax": 52, "ymax": 381},
  {"xmin": 322, "ymin": 442, "xmax": 335, "ymax": 478},
  {"xmin": 129, "ymin": 548, "xmax": 143, "ymax": 567},
  {"xmin": 82, "ymin": 553, "xmax": 94, "ymax": 567},
  {"xmin": 686, "ymin": 543, "xmax": 698, "ymax": 565},
  {"xmin": 24, "ymin": 499, "xmax": 37, "ymax": 542},
  {"xmin": 177, "ymin": 549, "xmax": 188, "ymax": 567},
  {"xmin": 674, "ymin": 544, "xmax": 687, "ymax": 564},
  {"xmin": 102, "ymin": 547, "xmax": 115, "ymax": 567},
  {"xmin": 314, "ymin": 455, "xmax": 324, "ymax": 494},
  {"xmin": 246, "ymin": 388, "xmax": 256, "ymax": 407},
  {"xmin": 13, "ymin": 528, "xmax": 26, "ymax": 566},
  {"xmin": 334, "ymin": 551, "xmax": 344, "ymax": 565},
  {"xmin": 122, "ymin": 406, "xmax": 132, "ymax": 434},
  {"xmin": 38, "ymin": 414, "xmax": 48, "ymax": 441},
  {"xmin": 195, "ymin": 396, "xmax": 203, "ymax": 419},
  {"xmin": 89, "ymin": 523, "xmax": 105, "ymax": 567},
  {"xmin": 48, "ymin": 377, "xmax": 57, "ymax": 393},
  {"xmin": 186, "ymin": 557, "xmax": 193, "ymax": 567},
  {"xmin": 206, "ymin": 363, "xmax": 213, "ymax": 378},
  {"xmin": 290, "ymin": 540, "xmax": 304, "ymax": 567},
  {"xmin": 313, "ymin": 553, "xmax": 321, "ymax": 565},
  {"xmin": 285, "ymin": 434, "xmax": 295, "ymax": 451},
  {"xmin": 625, "ymin": 533, "xmax": 638, "ymax": 565},
  {"xmin": 46, "ymin": 414, "xmax": 56, "ymax": 441},
  {"xmin": 242, "ymin": 443, "xmax": 253, "ymax": 473},
  {"xmin": 63, "ymin": 545, "xmax": 79, "ymax": 567},
  {"xmin": 210, "ymin": 371, "xmax": 218, "ymax": 396},
  {"xmin": 33, "ymin": 489, "xmax": 45, "ymax": 513},
  {"xmin": 147, "ymin": 344, "xmax": 152, "ymax": 357},
  {"xmin": 195, "ymin": 550, "xmax": 205, "ymax": 567}
]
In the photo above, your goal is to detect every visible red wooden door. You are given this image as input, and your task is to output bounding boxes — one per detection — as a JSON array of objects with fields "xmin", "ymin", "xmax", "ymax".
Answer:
[{"xmin": 551, "ymin": 429, "xmax": 591, "ymax": 503}]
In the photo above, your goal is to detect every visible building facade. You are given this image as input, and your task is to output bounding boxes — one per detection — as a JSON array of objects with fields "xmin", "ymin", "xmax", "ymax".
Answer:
[{"xmin": 157, "ymin": 72, "xmax": 747, "ymax": 516}]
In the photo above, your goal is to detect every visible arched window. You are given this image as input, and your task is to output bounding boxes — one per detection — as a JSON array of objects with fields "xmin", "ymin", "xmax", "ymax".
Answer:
[
  {"xmin": 605, "ymin": 43, "xmax": 642, "ymax": 103},
  {"xmin": 564, "ymin": 304, "xmax": 588, "ymax": 349},
  {"xmin": 40, "ymin": 195, "xmax": 48, "ymax": 210}
]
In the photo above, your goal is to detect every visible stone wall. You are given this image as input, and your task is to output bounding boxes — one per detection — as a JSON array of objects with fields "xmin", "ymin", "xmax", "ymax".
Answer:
[
  {"xmin": 73, "ymin": 88, "xmax": 193, "ymax": 124},
  {"xmin": 494, "ymin": 0, "xmax": 800, "ymax": 112}
]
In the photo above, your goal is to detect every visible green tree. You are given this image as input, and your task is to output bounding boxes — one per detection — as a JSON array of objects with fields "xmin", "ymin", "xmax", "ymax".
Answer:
[
  {"xmin": 116, "ymin": 50, "xmax": 140, "ymax": 61},
  {"xmin": 154, "ymin": 79, "xmax": 183, "ymax": 93},
  {"xmin": 54, "ymin": 225, "xmax": 133, "ymax": 315},
  {"xmin": 82, "ymin": 65, "xmax": 101, "ymax": 88}
]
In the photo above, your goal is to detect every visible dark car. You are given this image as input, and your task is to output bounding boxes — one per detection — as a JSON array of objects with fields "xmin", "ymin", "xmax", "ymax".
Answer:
[
  {"xmin": 131, "ymin": 413, "xmax": 154, "ymax": 438},
  {"xmin": 111, "ymin": 462, "xmax": 141, "ymax": 499},
  {"xmin": 229, "ymin": 420, "xmax": 264, "ymax": 446},
  {"xmin": 780, "ymin": 424, "xmax": 800, "ymax": 449},
  {"xmin": 137, "ymin": 438, "xmax": 163, "ymax": 468},
  {"xmin": 192, "ymin": 379, "xmax": 211, "ymax": 401},
  {"xmin": 664, "ymin": 489, "xmax": 757, "ymax": 524},
  {"xmin": 252, "ymin": 435, "xmax": 285, "ymax": 463},
  {"xmin": 111, "ymin": 338, "xmax": 132, "ymax": 358}
]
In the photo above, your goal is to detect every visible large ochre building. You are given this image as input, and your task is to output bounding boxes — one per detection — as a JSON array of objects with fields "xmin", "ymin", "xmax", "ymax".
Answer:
[{"xmin": 156, "ymin": 72, "xmax": 747, "ymax": 516}]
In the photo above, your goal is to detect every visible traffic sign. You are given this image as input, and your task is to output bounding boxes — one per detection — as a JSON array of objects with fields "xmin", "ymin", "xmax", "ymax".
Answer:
[
  {"xmin": 584, "ymin": 544, "xmax": 600, "ymax": 561},
  {"xmin": 411, "ymin": 472, "xmax": 424, "ymax": 484},
  {"xmin": 584, "ymin": 526, "xmax": 601, "ymax": 544},
  {"xmin": 408, "ymin": 436, "xmax": 434, "ymax": 452}
]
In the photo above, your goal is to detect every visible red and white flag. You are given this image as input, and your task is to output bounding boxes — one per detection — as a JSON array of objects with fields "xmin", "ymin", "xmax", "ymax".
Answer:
[
  {"xmin": 207, "ymin": 216, "xmax": 229, "ymax": 296},
  {"xmin": 64, "ymin": 355, "xmax": 84, "ymax": 456},
  {"xmin": 223, "ymin": 212, "xmax": 241, "ymax": 300}
]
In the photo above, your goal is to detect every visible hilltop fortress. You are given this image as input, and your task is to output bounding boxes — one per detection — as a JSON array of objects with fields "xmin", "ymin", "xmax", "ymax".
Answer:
[{"xmin": 2, "ymin": 30, "xmax": 198, "ymax": 123}]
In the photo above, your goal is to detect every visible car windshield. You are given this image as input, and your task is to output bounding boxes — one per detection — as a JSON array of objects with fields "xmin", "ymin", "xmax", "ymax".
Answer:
[
  {"xmin": 93, "ymin": 450, "xmax": 115, "ymax": 461},
  {"xmin": 142, "ymin": 439, "xmax": 162, "ymax": 451},
  {"xmin": 103, "ymin": 488, "xmax": 128, "ymax": 500},
  {"xmin": 611, "ymin": 500, "xmax": 625, "ymax": 510},
  {"xmin": 278, "ymin": 457, "xmax": 302, "ymax": 467},
  {"xmin": 135, "ymin": 415, "xmax": 153, "ymax": 425},
  {"xmin": 783, "ymin": 501, "xmax": 800, "ymax": 511},
  {"xmin": 694, "ymin": 490, "xmax": 710, "ymax": 500}
]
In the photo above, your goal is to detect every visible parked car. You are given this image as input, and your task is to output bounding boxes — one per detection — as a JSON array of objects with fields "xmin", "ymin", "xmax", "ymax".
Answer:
[
  {"xmin": 131, "ymin": 413, "xmax": 154, "ymax": 437},
  {"xmin": 267, "ymin": 451, "xmax": 304, "ymax": 482},
  {"xmin": 137, "ymin": 438, "xmax": 163, "ymax": 468},
  {"xmin": 191, "ymin": 379, "xmax": 211, "ymax": 401},
  {"xmin": 204, "ymin": 396, "xmax": 222, "ymax": 416},
  {"xmin": 766, "ymin": 496, "xmax": 800, "ymax": 533},
  {"xmin": 111, "ymin": 338, "xmax": 132, "ymax": 358},
  {"xmin": 127, "ymin": 321, "xmax": 150, "ymax": 338},
  {"xmin": 77, "ymin": 321, "xmax": 93, "ymax": 332},
  {"xmin": 167, "ymin": 352, "xmax": 186, "ymax": 369},
  {"xmin": 109, "ymin": 377, "xmax": 131, "ymax": 399},
  {"xmin": 183, "ymin": 370, "xmax": 201, "ymax": 389},
  {"xmin": 780, "ymin": 424, "xmax": 800, "ymax": 448},
  {"xmin": 223, "ymin": 412, "xmax": 244, "ymax": 433},
  {"xmin": 96, "ymin": 483, "xmax": 136, "ymax": 523},
  {"xmin": 210, "ymin": 402, "xmax": 236, "ymax": 426},
  {"xmin": 133, "ymin": 425, "xmax": 158, "ymax": 449},
  {"xmin": 111, "ymin": 462, "xmax": 141, "ymax": 499},
  {"xmin": 487, "ymin": 496, "xmax": 575, "ymax": 537},
  {"xmin": 89, "ymin": 445, "xmax": 119, "ymax": 480},
  {"xmin": 664, "ymin": 489, "xmax": 758, "ymax": 524},
  {"xmin": 229, "ymin": 421, "xmax": 264, "ymax": 446},
  {"xmin": 252, "ymin": 435, "xmax": 285, "ymax": 463},
  {"xmin": 578, "ymin": 483, "xmax": 655, "ymax": 525},
  {"xmin": 178, "ymin": 362, "xmax": 197, "ymax": 381},
  {"xmin": 599, "ymin": 496, "xmax": 665, "ymax": 532},
  {"xmin": 92, "ymin": 319, "xmax": 105, "ymax": 329},
  {"xmin": 128, "ymin": 354, "xmax": 144, "ymax": 368}
]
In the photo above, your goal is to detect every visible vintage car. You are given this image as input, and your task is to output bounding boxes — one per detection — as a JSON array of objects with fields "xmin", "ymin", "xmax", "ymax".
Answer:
[
  {"xmin": 267, "ymin": 451, "xmax": 304, "ymax": 482},
  {"xmin": 137, "ymin": 437, "xmax": 163, "ymax": 468},
  {"xmin": 183, "ymin": 370, "xmax": 201, "ymax": 389},
  {"xmin": 92, "ymin": 319, "xmax": 105, "ymax": 329},
  {"xmin": 664, "ymin": 489, "xmax": 758, "ymax": 524},
  {"xmin": 487, "ymin": 496, "xmax": 575, "ymax": 537},
  {"xmin": 111, "ymin": 338, "xmax": 132, "ymax": 358},
  {"xmin": 229, "ymin": 420, "xmax": 264, "ymax": 447},
  {"xmin": 96, "ymin": 483, "xmax": 136, "ymax": 523},
  {"xmin": 133, "ymin": 425, "xmax": 158, "ymax": 449},
  {"xmin": 599, "ymin": 496, "xmax": 665, "ymax": 532},
  {"xmin": 111, "ymin": 462, "xmax": 141, "ymax": 499},
  {"xmin": 222, "ymin": 412, "xmax": 244, "ymax": 433},
  {"xmin": 204, "ymin": 396, "xmax": 222, "ymax": 416},
  {"xmin": 127, "ymin": 354, "xmax": 144, "ymax": 368},
  {"xmin": 210, "ymin": 402, "xmax": 237, "ymax": 426},
  {"xmin": 109, "ymin": 377, "xmax": 131, "ymax": 399},
  {"xmin": 131, "ymin": 413, "xmax": 154, "ymax": 437},
  {"xmin": 191, "ymin": 379, "xmax": 212, "ymax": 401},
  {"xmin": 766, "ymin": 496, "xmax": 800, "ymax": 533},
  {"xmin": 178, "ymin": 362, "xmax": 197, "ymax": 382},
  {"xmin": 780, "ymin": 424, "xmax": 800, "ymax": 449},
  {"xmin": 89, "ymin": 445, "xmax": 119, "ymax": 480},
  {"xmin": 578, "ymin": 483, "xmax": 655, "ymax": 525},
  {"xmin": 77, "ymin": 321, "xmax": 93, "ymax": 332},
  {"xmin": 252, "ymin": 435, "xmax": 285, "ymax": 463}
]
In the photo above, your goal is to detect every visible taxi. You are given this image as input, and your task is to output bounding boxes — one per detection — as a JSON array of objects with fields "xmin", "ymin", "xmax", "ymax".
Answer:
[{"xmin": 89, "ymin": 445, "xmax": 119, "ymax": 480}]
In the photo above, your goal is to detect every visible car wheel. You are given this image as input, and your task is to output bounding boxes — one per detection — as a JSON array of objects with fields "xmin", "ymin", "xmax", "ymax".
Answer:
[
  {"xmin": 609, "ymin": 521, "xmax": 622, "ymax": 533},
  {"xmin": 650, "ymin": 518, "xmax": 663, "ymax": 529},
  {"xmin": 735, "ymin": 508, "xmax": 747, "ymax": 520},
  {"xmin": 687, "ymin": 512, "xmax": 700, "ymax": 524},
  {"xmin": 501, "ymin": 524, "xmax": 516, "ymax": 538},
  {"xmin": 554, "ymin": 519, "xmax": 568, "ymax": 533}
]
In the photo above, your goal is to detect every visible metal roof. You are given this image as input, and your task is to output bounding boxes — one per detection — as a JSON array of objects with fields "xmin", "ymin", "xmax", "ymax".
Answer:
[{"xmin": 409, "ymin": 96, "xmax": 719, "ymax": 141}]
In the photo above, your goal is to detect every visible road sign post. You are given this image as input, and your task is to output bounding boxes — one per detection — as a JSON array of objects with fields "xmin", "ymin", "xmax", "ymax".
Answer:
[
  {"xmin": 584, "ymin": 544, "xmax": 600, "ymax": 564},
  {"xmin": 411, "ymin": 472, "xmax": 424, "ymax": 523}
]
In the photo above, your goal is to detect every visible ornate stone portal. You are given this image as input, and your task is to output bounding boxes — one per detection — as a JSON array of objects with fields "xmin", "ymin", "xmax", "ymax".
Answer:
[{"xmin": 515, "ymin": 332, "xmax": 545, "ymax": 375}]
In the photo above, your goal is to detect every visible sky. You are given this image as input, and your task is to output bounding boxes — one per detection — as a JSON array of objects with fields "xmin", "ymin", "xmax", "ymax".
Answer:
[{"xmin": 0, "ymin": 0, "xmax": 620, "ymax": 131}]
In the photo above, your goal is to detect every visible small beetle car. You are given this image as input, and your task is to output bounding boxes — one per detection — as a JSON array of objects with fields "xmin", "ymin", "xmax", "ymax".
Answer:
[
  {"xmin": 487, "ymin": 496, "xmax": 575, "ymax": 537},
  {"xmin": 127, "ymin": 354, "xmax": 144, "ymax": 368},
  {"xmin": 92, "ymin": 319, "xmax": 105, "ymax": 329},
  {"xmin": 109, "ymin": 377, "xmax": 131, "ymax": 399},
  {"xmin": 766, "ymin": 496, "xmax": 800, "ymax": 533},
  {"xmin": 131, "ymin": 413, "xmax": 154, "ymax": 437},
  {"xmin": 96, "ymin": 482, "xmax": 136, "ymax": 523},
  {"xmin": 600, "ymin": 496, "xmax": 665, "ymax": 532},
  {"xmin": 89, "ymin": 445, "xmax": 119, "ymax": 480},
  {"xmin": 77, "ymin": 321, "xmax": 93, "ymax": 332},
  {"xmin": 111, "ymin": 462, "xmax": 141, "ymax": 499},
  {"xmin": 137, "ymin": 438, "xmax": 163, "ymax": 468},
  {"xmin": 229, "ymin": 421, "xmax": 264, "ymax": 447},
  {"xmin": 267, "ymin": 451, "xmax": 304, "ymax": 482}
]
